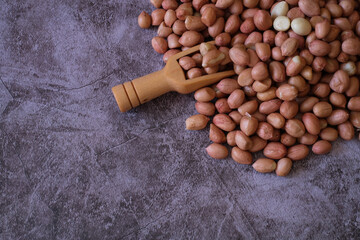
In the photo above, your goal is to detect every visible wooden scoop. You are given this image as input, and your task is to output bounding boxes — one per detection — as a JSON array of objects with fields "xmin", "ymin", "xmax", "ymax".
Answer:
[{"xmin": 112, "ymin": 41, "xmax": 235, "ymax": 112}]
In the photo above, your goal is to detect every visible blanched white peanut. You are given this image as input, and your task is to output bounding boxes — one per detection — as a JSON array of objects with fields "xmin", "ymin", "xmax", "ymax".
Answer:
[{"xmin": 273, "ymin": 16, "xmax": 291, "ymax": 32}]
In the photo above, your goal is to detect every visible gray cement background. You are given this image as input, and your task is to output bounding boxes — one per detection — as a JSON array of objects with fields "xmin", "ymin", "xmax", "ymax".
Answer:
[{"xmin": 0, "ymin": 0, "xmax": 360, "ymax": 239}]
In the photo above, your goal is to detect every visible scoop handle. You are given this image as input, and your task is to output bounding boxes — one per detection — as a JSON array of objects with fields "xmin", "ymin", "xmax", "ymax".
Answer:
[{"xmin": 112, "ymin": 69, "xmax": 171, "ymax": 112}]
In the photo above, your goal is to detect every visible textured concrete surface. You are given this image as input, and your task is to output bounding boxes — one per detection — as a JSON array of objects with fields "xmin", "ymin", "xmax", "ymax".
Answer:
[{"xmin": 1, "ymin": 0, "xmax": 360, "ymax": 239}]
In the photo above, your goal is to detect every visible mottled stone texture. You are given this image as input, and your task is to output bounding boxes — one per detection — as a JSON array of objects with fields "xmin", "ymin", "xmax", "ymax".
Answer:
[{"xmin": 0, "ymin": 0, "xmax": 359, "ymax": 239}]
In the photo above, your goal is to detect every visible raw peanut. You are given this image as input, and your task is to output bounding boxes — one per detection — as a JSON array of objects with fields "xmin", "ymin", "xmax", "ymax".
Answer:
[
  {"xmin": 281, "ymin": 133, "xmax": 296, "ymax": 147},
  {"xmin": 326, "ymin": 3, "xmax": 343, "ymax": 18},
  {"xmin": 194, "ymin": 87, "xmax": 216, "ymax": 102},
  {"xmin": 259, "ymin": 0, "xmax": 274, "ymax": 9},
  {"xmin": 216, "ymin": 78, "xmax": 240, "ymax": 94},
  {"xmin": 167, "ymin": 34, "xmax": 181, "ymax": 48},
  {"xmin": 285, "ymin": 119, "xmax": 306, "ymax": 138},
  {"xmin": 185, "ymin": 16, "xmax": 206, "ymax": 31},
  {"xmin": 263, "ymin": 142, "xmax": 287, "ymax": 159},
  {"xmin": 253, "ymin": 158, "xmax": 277, "ymax": 173},
  {"xmin": 312, "ymin": 140, "xmax": 332, "ymax": 155},
  {"xmin": 151, "ymin": 9, "xmax": 166, "ymax": 26},
  {"xmin": 187, "ymin": 68, "xmax": 202, "ymax": 79},
  {"xmin": 247, "ymin": 49, "xmax": 260, "ymax": 67},
  {"xmin": 200, "ymin": 43, "xmax": 217, "ymax": 56},
  {"xmin": 251, "ymin": 62, "xmax": 269, "ymax": 81},
  {"xmin": 202, "ymin": 49, "xmax": 226, "ymax": 68},
  {"xmin": 287, "ymin": 144, "xmax": 309, "ymax": 160},
  {"xmin": 257, "ymin": 87, "xmax": 276, "ymax": 101},
  {"xmin": 313, "ymin": 102, "xmax": 333, "ymax": 118},
  {"xmin": 253, "ymin": 78, "xmax": 272, "ymax": 93},
  {"xmin": 287, "ymin": 7, "xmax": 305, "ymax": 20},
  {"xmin": 215, "ymin": 98, "xmax": 231, "ymax": 114},
  {"xmin": 200, "ymin": 4, "xmax": 225, "ymax": 17},
  {"xmin": 341, "ymin": 62, "xmax": 357, "ymax": 76},
  {"xmin": 338, "ymin": 121, "xmax": 355, "ymax": 141},
  {"xmin": 201, "ymin": 6, "xmax": 217, "ymax": 27},
  {"xmin": 291, "ymin": 18, "xmax": 312, "ymax": 36},
  {"xmin": 193, "ymin": 54, "xmax": 203, "ymax": 66},
  {"xmin": 329, "ymin": 93, "xmax": 346, "ymax": 109},
  {"xmin": 329, "ymin": 70, "xmax": 350, "ymax": 93},
  {"xmin": 323, "ymin": 25, "xmax": 341, "ymax": 42},
  {"xmin": 219, "ymin": 47, "xmax": 232, "ymax": 65},
  {"xmin": 138, "ymin": 11, "xmax": 152, "ymax": 29},
  {"xmin": 150, "ymin": 0, "xmax": 163, "ymax": 8},
  {"xmin": 281, "ymin": 38, "xmax": 299, "ymax": 57},
  {"xmin": 320, "ymin": 128, "xmax": 339, "ymax": 141},
  {"xmin": 334, "ymin": 18, "xmax": 352, "ymax": 31},
  {"xmin": 275, "ymin": 31, "xmax": 289, "ymax": 47},
  {"xmin": 324, "ymin": 58, "xmax": 340, "ymax": 73},
  {"xmin": 254, "ymin": 10, "xmax": 273, "ymax": 31},
  {"xmin": 204, "ymin": 66, "xmax": 219, "ymax": 74},
  {"xmin": 276, "ymin": 84, "xmax": 298, "ymax": 101},
  {"xmin": 298, "ymin": 133, "xmax": 318, "ymax": 145},
  {"xmin": 302, "ymin": 113, "xmax": 321, "ymax": 135},
  {"xmin": 195, "ymin": 102, "xmax": 216, "ymax": 116},
  {"xmin": 192, "ymin": 0, "xmax": 208, "ymax": 11},
  {"xmin": 157, "ymin": 22, "xmax": 173, "ymax": 38},
  {"xmin": 208, "ymin": 17, "xmax": 225, "ymax": 38},
  {"xmin": 231, "ymin": 33, "xmax": 247, "ymax": 46},
  {"xmin": 179, "ymin": 56, "xmax": 196, "ymax": 71},
  {"xmin": 243, "ymin": 85, "xmax": 256, "ymax": 97},
  {"xmin": 176, "ymin": 3, "xmax": 193, "ymax": 21},
  {"xmin": 300, "ymin": 66, "xmax": 312, "ymax": 81},
  {"xmin": 164, "ymin": 10, "xmax": 177, "ymax": 27},
  {"xmin": 312, "ymin": 83, "xmax": 331, "ymax": 98},
  {"xmin": 227, "ymin": 89, "xmax": 245, "ymax": 109},
  {"xmin": 206, "ymin": 143, "xmax": 228, "ymax": 159},
  {"xmin": 229, "ymin": 0, "xmax": 244, "ymax": 14},
  {"xmin": 269, "ymin": 61, "xmax": 286, "ymax": 82},
  {"xmin": 213, "ymin": 114, "xmax": 236, "ymax": 132},
  {"xmin": 286, "ymin": 55, "xmax": 306, "ymax": 76},
  {"xmin": 342, "ymin": 38, "xmax": 360, "ymax": 55},
  {"xmin": 255, "ymin": 43, "xmax": 271, "ymax": 62},
  {"xmin": 238, "ymin": 100, "xmax": 259, "ymax": 115},
  {"xmin": 235, "ymin": 131, "xmax": 253, "ymax": 150},
  {"xmin": 312, "ymin": 57, "xmax": 327, "ymax": 71},
  {"xmin": 257, "ymin": 122, "xmax": 275, "ymax": 140},
  {"xmin": 216, "ymin": 0, "xmax": 235, "ymax": 9},
  {"xmin": 276, "ymin": 158, "xmax": 292, "ymax": 176},
  {"xmin": 299, "ymin": 49, "xmax": 314, "ymax": 65},
  {"xmin": 315, "ymin": 20, "xmax": 331, "ymax": 39},
  {"xmin": 240, "ymin": 18, "xmax": 256, "ymax": 34},
  {"xmin": 237, "ymin": 68, "xmax": 254, "ymax": 87},
  {"xmin": 163, "ymin": 49, "xmax": 180, "ymax": 63},
  {"xmin": 227, "ymin": 130, "xmax": 238, "ymax": 146},
  {"xmin": 245, "ymin": 32, "xmax": 263, "ymax": 49},
  {"xmin": 229, "ymin": 46, "xmax": 250, "ymax": 66},
  {"xmin": 225, "ymin": 14, "xmax": 241, "ymax": 35},
  {"xmin": 249, "ymin": 135, "xmax": 267, "ymax": 153},
  {"xmin": 327, "ymin": 109, "xmax": 349, "ymax": 125},
  {"xmin": 273, "ymin": 16, "xmax": 291, "ymax": 32},
  {"xmin": 350, "ymin": 112, "xmax": 360, "ymax": 128},
  {"xmin": 252, "ymin": 111, "xmax": 266, "ymax": 122},
  {"xmin": 231, "ymin": 147, "xmax": 253, "ymax": 165},
  {"xmin": 209, "ymin": 124, "xmax": 227, "ymax": 143},
  {"xmin": 298, "ymin": 0, "xmax": 320, "ymax": 17},
  {"xmin": 288, "ymin": 76, "xmax": 307, "ymax": 92},
  {"xmin": 186, "ymin": 114, "xmax": 210, "ymax": 130},
  {"xmin": 319, "ymin": 119, "xmax": 328, "ymax": 130},
  {"xmin": 348, "ymin": 97, "xmax": 360, "ymax": 111},
  {"xmin": 162, "ymin": 0, "xmax": 178, "ymax": 10},
  {"xmin": 179, "ymin": 31, "xmax": 202, "ymax": 47},
  {"xmin": 263, "ymin": 30, "xmax": 276, "ymax": 46},
  {"xmin": 267, "ymin": 113, "xmax": 285, "ymax": 129},
  {"xmin": 240, "ymin": 114, "xmax": 259, "ymax": 136},
  {"xmin": 152, "ymin": 37, "xmax": 168, "ymax": 54},
  {"xmin": 271, "ymin": 1, "xmax": 289, "ymax": 19},
  {"xmin": 228, "ymin": 111, "xmax": 242, "ymax": 124},
  {"xmin": 259, "ymin": 99, "xmax": 282, "ymax": 115},
  {"xmin": 328, "ymin": 41, "xmax": 341, "ymax": 59},
  {"xmin": 339, "ymin": 0, "xmax": 355, "ymax": 17},
  {"xmin": 215, "ymin": 33, "xmax": 231, "ymax": 47},
  {"xmin": 280, "ymin": 101, "xmax": 298, "ymax": 119},
  {"xmin": 308, "ymin": 40, "xmax": 331, "ymax": 57}
]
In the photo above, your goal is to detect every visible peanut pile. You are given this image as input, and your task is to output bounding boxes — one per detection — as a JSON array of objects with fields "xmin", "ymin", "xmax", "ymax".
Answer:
[{"xmin": 138, "ymin": 0, "xmax": 360, "ymax": 176}]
